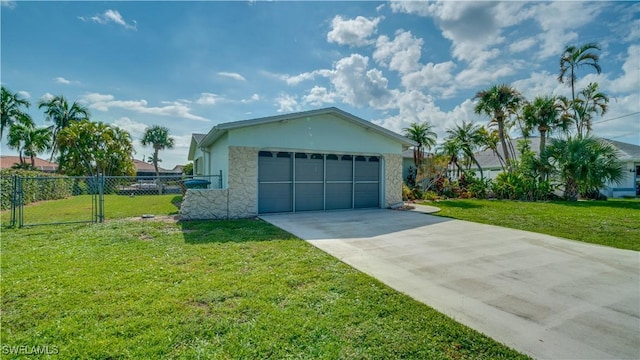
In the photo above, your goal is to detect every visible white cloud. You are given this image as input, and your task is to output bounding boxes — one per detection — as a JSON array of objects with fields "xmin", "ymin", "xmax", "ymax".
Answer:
[
  {"xmin": 275, "ymin": 94, "xmax": 299, "ymax": 113},
  {"xmin": 509, "ymin": 37, "xmax": 537, "ymax": 53},
  {"xmin": 402, "ymin": 61, "xmax": 456, "ymax": 92},
  {"xmin": 624, "ymin": 19, "xmax": 640, "ymax": 42},
  {"xmin": 17, "ymin": 91, "xmax": 31, "ymax": 99},
  {"xmin": 327, "ymin": 15, "xmax": 383, "ymax": 47},
  {"xmin": 327, "ymin": 54, "xmax": 395, "ymax": 109},
  {"xmin": 373, "ymin": 30, "xmax": 424, "ymax": 74},
  {"xmin": 112, "ymin": 117, "xmax": 148, "ymax": 138},
  {"xmin": 55, "ymin": 77, "xmax": 71, "ymax": 84},
  {"xmin": 529, "ymin": 2, "xmax": 604, "ymax": 59},
  {"xmin": 302, "ymin": 86, "xmax": 336, "ymax": 106},
  {"xmin": 40, "ymin": 93, "xmax": 54, "ymax": 102},
  {"xmin": 372, "ymin": 90, "xmax": 479, "ymax": 141},
  {"xmin": 606, "ymin": 44, "xmax": 640, "ymax": 94},
  {"xmin": 241, "ymin": 94, "xmax": 260, "ymax": 104},
  {"xmin": 80, "ymin": 93, "xmax": 209, "ymax": 121},
  {"xmin": 81, "ymin": 9, "xmax": 137, "ymax": 31},
  {"xmin": 195, "ymin": 93, "xmax": 224, "ymax": 106},
  {"xmin": 217, "ymin": 72, "xmax": 246, "ymax": 81}
]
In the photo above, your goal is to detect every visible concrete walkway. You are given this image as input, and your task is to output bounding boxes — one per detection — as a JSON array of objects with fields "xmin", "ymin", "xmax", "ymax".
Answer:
[{"xmin": 261, "ymin": 209, "xmax": 640, "ymax": 360}]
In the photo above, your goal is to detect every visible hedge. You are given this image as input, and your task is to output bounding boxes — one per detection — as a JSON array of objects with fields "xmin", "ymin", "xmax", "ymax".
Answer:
[{"xmin": 0, "ymin": 169, "xmax": 78, "ymax": 210}]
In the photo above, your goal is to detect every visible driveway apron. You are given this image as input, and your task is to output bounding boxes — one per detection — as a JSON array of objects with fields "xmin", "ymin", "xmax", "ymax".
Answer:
[{"xmin": 260, "ymin": 209, "xmax": 640, "ymax": 360}]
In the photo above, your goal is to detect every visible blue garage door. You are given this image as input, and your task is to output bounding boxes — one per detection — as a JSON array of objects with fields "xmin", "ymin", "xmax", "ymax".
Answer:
[{"xmin": 258, "ymin": 151, "xmax": 380, "ymax": 213}]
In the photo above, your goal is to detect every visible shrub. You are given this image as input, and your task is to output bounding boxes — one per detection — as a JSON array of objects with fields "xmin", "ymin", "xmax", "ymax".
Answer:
[{"xmin": 0, "ymin": 169, "xmax": 75, "ymax": 210}]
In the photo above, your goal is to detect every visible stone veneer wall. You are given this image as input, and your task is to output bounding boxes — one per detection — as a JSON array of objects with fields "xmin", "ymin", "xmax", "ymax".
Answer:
[
  {"xmin": 227, "ymin": 146, "xmax": 258, "ymax": 218},
  {"xmin": 384, "ymin": 153, "xmax": 403, "ymax": 207},
  {"xmin": 180, "ymin": 146, "xmax": 259, "ymax": 220},
  {"xmin": 179, "ymin": 189, "xmax": 229, "ymax": 220}
]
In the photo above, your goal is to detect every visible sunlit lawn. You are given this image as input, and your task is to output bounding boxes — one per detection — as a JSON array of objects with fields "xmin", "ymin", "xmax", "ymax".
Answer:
[
  {"xmin": 1, "ymin": 218, "xmax": 528, "ymax": 359},
  {"xmin": 425, "ymin": 198, "xmax": 640, "ymax": 251},
  {"xmin": 1, "ymin": 194, "xmax": 180, "ymax": 226}
]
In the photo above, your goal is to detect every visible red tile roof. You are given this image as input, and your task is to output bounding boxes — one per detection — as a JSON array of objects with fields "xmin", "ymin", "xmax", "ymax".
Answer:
[{"xmin": 0, "ymin": 156, "xmax": 58, "ymax": 172}]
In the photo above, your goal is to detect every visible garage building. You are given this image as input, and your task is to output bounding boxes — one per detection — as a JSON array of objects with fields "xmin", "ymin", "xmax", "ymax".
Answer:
[{"xmin": 181, "ymin": 107, "xmax": 415, "ymax": 219}]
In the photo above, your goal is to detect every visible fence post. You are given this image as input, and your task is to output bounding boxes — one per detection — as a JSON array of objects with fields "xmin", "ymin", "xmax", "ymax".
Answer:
[
  {"xmin": 10, "ymin": 175, "xmax": 17, "ymax": 227},
  {"xmin": 219, "ymin": 169, "xmax": 223, "ymax": 189},
  {"xmin": 17, "ymin": 176, "xmax": 24, "ymax": 228},
  {"xmin": 99, "ymin": 174, "xmax": 104, "ymax": 223}
]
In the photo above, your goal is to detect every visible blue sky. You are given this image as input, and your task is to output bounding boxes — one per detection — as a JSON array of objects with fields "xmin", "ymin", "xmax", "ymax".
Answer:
[{"xmin": 1, "ymin": 1, "xmax": 638, "ymax": 168}]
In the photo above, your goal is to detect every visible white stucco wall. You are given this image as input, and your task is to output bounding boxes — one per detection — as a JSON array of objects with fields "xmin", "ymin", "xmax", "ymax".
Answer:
[{"xmin": 228, "ymin": 114, "xmax": 403, "ymax": 155}]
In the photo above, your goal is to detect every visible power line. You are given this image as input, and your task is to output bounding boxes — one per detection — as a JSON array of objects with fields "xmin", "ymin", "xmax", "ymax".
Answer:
[{"xmin": 592, "ymin": 111, "xmax": 640, "ymax": 125}]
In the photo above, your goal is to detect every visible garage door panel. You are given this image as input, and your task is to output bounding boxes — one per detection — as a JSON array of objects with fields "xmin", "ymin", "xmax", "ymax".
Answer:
[
  {"xmin": 295, "ymin": 183, "xmax": 324, "ymax": 211},
  {"xmin": 326, "ymin": 183, "xmax": 352, "ymax": 210},
  {"xmin": 326, "ymin": 155, "xmax": 352, "ymax": 181},
  {"xmin": 259, "ymin": 183, "xmax": 292, "ymax": 213},
  {"xmin": 259, "ymin": 152, "xmax": 292, "ymax": 182},
  {"xmin": 354, "ymin": 183, "xmax": 379, "ymax": 208},
  {"xmin": 295, "ymin": 153, "xmax": 323, "ymax": 181},
  {"xmin": 355, "ymin": 156, "xmax": 380, "ymax": 181}
]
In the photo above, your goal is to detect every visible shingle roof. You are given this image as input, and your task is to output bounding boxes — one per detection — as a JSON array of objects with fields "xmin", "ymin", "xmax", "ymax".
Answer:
[{"xmin": 473, "ymin": 137, "xmax": 640, "ymax": 169}]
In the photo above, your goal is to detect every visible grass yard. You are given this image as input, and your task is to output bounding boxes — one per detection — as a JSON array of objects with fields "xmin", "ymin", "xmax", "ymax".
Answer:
[
  {"xmin": 425, "ymin": 199, "xmax": 640, "ymax": 251},
  {"xmin": 1, "ymin": 219, "xmax": 527, "ymax": 359},
  {"xmin": 1, "ymin": 194, "xmax": 180, "ymax": 226}
]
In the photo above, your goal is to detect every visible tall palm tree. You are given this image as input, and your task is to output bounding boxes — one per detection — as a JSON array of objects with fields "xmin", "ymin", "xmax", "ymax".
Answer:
[
  {"xmin": 558, "ymin": 42, "xmax": 602, "ymax": 136},
  {"xmin": 141, "ymin": 125, "xmax": 175, "ymax": 193},
  {"xmin": 558, "ymin": 42, "xmax": 602, "ymax": 106},
  {"xmin": 7, "ymin": 120, "xmax": 51, "ymax": 168},
  {"xmin": 542, "ymin": 136, "xmax": 623, "ymax": 201},
  {"xmin": 482, "ymin": 129, "xmax": 507, "ymax": 171},
  {"xmin": 1, "ymin": 86, "xmax": 31, "ymax": 141},
  {"xmin": 474, "ymin": 84, "xmax": 523, "ymax": 172},
  {"xmin": 574, "ymin": 82, "xmax": 609, "ymax": 138},
  {"xmin": 522, "ymin": 95, "xmax": 571, "ymax": 154},
  {"xmin": 38, "ymin": 95, "xmax": 90, "ymax": 162},
  {"xmin": 403, "ymin": 122, "xmax": 437, "ymax": 169},
  {"xmin": 445, "ymin": 121, "xmax": 486, "ymax": 179}
]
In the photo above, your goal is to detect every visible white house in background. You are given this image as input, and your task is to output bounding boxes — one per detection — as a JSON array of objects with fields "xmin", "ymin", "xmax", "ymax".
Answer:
[
  {"xmin": 472, "ymin": 137, "xmax": 640, "ymax": 198},
  {"xmin": 182, "ymin": 107, "xmax": 416, "ymax": 219}
]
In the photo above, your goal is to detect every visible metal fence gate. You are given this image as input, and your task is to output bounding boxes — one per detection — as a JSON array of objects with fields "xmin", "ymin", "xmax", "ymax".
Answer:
[{"xmin": 2, "ymin": 173, "xmax": 222, "ymax": 228}]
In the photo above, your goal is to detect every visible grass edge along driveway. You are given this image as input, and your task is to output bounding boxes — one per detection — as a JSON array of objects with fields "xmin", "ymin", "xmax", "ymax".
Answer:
[
  {"xmin": 424, "ymin": 199, "xmax": 640, "ymax": 251},
  {"xmin": 1, "ymin": 218, "xmax": 529, "ymax": 359}
]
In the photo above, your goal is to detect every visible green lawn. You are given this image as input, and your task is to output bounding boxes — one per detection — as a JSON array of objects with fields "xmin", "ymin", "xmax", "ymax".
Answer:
[
  {"xmin": 1, "ymin": 219, "xmax": 527, "ymax": 359},
  {"xmin": 1, "ymin": 194, "xmax": 180, "ymax": 226},
  {"xmin": 424, "ymin": 199, "xmax": 640, "ymax": 251}
]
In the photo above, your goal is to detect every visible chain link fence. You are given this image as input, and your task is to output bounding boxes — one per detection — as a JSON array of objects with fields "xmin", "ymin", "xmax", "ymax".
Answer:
[{"xmin": 2, "ymin": 172, "xmax": 222, "ymax": 227}]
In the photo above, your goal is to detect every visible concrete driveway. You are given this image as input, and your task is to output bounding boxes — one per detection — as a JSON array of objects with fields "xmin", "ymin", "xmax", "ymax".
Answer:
[{"xmin": 261, "ymin": 209, "xmax": 640, "ymax": 360}]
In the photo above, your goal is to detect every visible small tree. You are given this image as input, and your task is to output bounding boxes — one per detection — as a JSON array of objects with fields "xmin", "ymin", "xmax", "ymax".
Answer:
[
  {"xmin": 141, "ymin": 125, "xmax": 175, "ymax": 194},
  {"xmin": 1, "ymin": 86, "xmax": 31, "ymax": 141}
]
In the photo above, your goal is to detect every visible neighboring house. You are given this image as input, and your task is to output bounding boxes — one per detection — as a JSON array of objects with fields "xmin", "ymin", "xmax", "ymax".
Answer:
[
  {"xmin": 471, "ymin": 137, "xmax": 640, "ymax": 198},
  {"xmin": 601, "ymin": 139, "xmax": 640, "ymax": 198},
  {"xmin": 401, "ymin": 149, "xmax": 433, "ymax": 181},
  {"xmin": 181, "ymin": 107, "xmax": 416, "ymax": 219},
  {"xmin": 0, "ymin": 156, "xmax": 58, "ymax": 173},
  {"xmin": 133, "ymin": 159, "xmax": 181, "ymax": 177}
]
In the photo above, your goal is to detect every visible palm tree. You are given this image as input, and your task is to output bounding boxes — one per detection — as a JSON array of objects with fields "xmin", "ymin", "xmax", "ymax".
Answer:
[
  {"xmin": 482, "ymin": 129, "xmax": 507, "ymax": 171},
  {"xmin": 141, "ymin": 125, "xmax": 175, "ymax": 193},
  {"xmin": 558, "ymin": 42, "xmax": 602, "ymax": 107},
  {"xmin": 542, "ymin": 136, "xmax": 623, "ymax": 201},
  {"xmin": 403, "ymin": 122, "xmax": 437, "ymax": 169},
  {"xmin": 574, "ymin": 82, "xmax": 609, "ymax": 138},
  {"xmin": 38, "ymin": 95, "xmax": 90, "ymax": 162},
  {"xmin": 1, "ymin": 86, "xmax": 31, "ymax": 141},
  {"xmin": 474, "ymin": 84, "xmax": 524, "ymax": 172},
  {"xmin": 522, "ymin": 95, "xmax": 571, "ymax": 154},
  {"xmin": 439, "ymin": 137, "xmax": 464, "ymax": 179},
  {"xmin": 7, "ymin": 120, "xmax": 51, "ymax": 168},
  {"xmin": 445, "ymin": 121, "xmax": 486, "ymax": 179}
]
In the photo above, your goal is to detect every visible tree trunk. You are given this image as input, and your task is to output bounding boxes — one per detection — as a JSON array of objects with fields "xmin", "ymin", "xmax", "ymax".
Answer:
[
  {"xmin": 497, "ymin": 114, "xmax": 511, "ymax": 172},
  {"xmin": 154, "ymin": 148, "xmax": 162, "ymax": 195},
  {"xmin": 30, "ymin": 154, "xmax": 36, "ymax": 168},
  {"xmin": 564, "ymin": 177, "xmax": 579, "ymax": 201}
]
